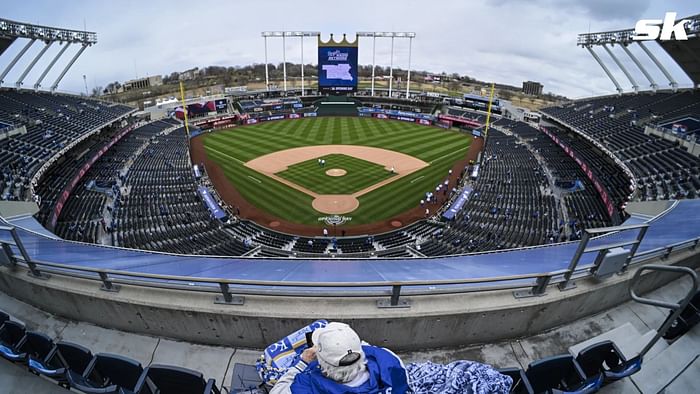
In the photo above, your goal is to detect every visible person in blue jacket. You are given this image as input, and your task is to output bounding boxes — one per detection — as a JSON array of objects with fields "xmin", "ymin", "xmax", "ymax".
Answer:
[{"xmin": 270, "ymin": 322, "xmax": 409, "ymax": 394}]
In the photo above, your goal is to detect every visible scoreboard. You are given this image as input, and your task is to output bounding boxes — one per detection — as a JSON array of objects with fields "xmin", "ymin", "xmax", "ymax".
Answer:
[{"xmin": 318, "ymin": 34, "xmax": 358, "ymax": 94}]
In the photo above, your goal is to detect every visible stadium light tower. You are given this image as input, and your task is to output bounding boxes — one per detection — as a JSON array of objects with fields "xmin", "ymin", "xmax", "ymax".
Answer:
[
  {"xmin": 357, "ymin": 32, "xmax": 415, "ymax": 97},
  {"xmin": 261, "ymin": 31, "xmax": 320, "ymax": 94}
]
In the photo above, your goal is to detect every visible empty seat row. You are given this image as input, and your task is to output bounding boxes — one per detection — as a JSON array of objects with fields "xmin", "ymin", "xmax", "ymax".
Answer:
[{"xmin": 0, "ymin": 311, "xmax": 221, "ymax": 394}]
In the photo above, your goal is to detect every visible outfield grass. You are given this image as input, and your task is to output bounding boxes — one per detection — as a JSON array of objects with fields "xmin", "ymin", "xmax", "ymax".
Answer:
[
  {"xmin": 277, "ymin": 154, "xmax": 395, "ymax": 195},
  {"xmin": 203, "ymin": 117, "xmax": 471, "ymax": 225}
]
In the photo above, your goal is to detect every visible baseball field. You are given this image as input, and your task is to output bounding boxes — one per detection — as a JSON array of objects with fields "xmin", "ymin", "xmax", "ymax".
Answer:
[{"xmin": 201, "ymin": 117, "xmax": 472, "ymax": 226}]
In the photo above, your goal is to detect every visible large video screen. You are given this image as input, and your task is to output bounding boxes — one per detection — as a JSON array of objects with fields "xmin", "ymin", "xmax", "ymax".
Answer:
[{"xmin": 318, "ymin": 46, "xmax": 358, "ymax": 93}]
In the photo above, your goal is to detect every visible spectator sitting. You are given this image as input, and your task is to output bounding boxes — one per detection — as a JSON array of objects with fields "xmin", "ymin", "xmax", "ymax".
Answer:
[{"xmin": 270, "ymin": 322, "xmax": 408, "ymax": 394}]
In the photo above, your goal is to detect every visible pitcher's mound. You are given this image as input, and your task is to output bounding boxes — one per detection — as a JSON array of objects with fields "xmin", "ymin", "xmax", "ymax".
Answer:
[
  {"xmin": 325, "ymin": 168, "xmax": 347, "ymax": 177},
  {"xmin": 312, "ymin": 195, "xmax": 359, "ymax": 214}
]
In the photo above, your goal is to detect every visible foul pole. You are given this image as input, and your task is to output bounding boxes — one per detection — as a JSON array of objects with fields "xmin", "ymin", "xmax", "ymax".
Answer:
[
  {"xmin": 483, "ymin": 82, "xmax": 496, "ymax": 138},
  {"xmin": 179, "ymin": 81, "xmax": 190, "ymax": 136}
]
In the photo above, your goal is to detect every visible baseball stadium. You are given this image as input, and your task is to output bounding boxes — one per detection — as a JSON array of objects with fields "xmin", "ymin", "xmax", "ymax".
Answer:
[
  {"xmin": 0, "ymin": 3, "xmax": 700, "ymax": 393},
  {"xmin": 194, "ymin": 116, "xmax": 475, "ymax": 232}
]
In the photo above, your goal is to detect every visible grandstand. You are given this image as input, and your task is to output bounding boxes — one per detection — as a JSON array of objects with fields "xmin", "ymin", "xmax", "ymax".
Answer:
[
  {"xmin": 541, "ymin": 91, "xmax": 700, "ymax": 202},
  {"xmin": 0, "ymin": 10, "xmax": 699, "ymax": 394}
]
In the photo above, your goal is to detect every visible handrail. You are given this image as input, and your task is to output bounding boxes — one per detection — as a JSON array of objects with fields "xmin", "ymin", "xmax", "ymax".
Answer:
[
  {"xmin": 558, "ymin": 223, "xmax": 650, "ymax": 290},
  {"xmin": 586, "ymin": 223, "xmax": 650, "ymax": 234},
  {"xmin": 0, "ymin": 243, "xmax": 558, "ymax": 307},
  {"xmin": 1, "ymin": 220, "xmax": 699, "ymax": 307},
  {"xmin": 10, "ymin": 256, "xmax": 548, "ymax": 289},
  {"xmin": 629, "ymin": 264, "xmax": 699, "ymax": 357}
]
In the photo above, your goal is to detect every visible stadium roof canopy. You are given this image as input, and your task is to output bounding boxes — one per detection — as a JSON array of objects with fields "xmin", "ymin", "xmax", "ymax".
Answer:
[
  {"xmin": 577, "ymin": 13, "xmax": 700, "ymax": 92},
  {"xmin": 0, "ymin": 18, "xmax": 97, "ymax": 91}
]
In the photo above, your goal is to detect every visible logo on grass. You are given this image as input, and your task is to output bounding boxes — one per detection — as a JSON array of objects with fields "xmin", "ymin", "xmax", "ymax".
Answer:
[
  {"xmin": 633, "ymin": 12, "xmax": 691, "ymax": 41},
  {"xmin": 318, "ymin": 215, "xmax": 352, "ymax": 225}
]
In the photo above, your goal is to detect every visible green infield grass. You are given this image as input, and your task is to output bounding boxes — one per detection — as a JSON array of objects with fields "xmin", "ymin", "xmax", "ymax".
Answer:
[
  {"xmin": 203, "ymin": 117, "xmax": 471, "ymax": 226},
  {"xmin": 276, "ymin": 153, "xmax": 396, "ymax": 195}
]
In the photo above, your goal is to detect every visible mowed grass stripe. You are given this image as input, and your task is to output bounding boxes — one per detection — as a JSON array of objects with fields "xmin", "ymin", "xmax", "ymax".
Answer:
[
  {"xmin": 368, "ymin": 132, "xmax": 456, "ymax": 155},
  {"xmin": 208, "ymin": 122, "xmax": 467, "ymax": 167},
  {"xmin": 357, "ymin": 149, "xmax": 468, "ymax": 221},
  {"xmin": 306, "ymin": 118, "xmax": 327, "ymax": 141},
  {"xmin": 206, "ymin": 148, "xmax": 318, "ymax": 221},
  {"xmin": 277, "ymin": 154, "xmax": 395, "ymax": 195},
  {"xmin": 202, "ymin": 118, "xmax": 472, "ymax": 224},
  {"xmin": 359, "ymin": 132, "xmax": 462, "ymax": 161},
  {"xmin": 298, "ymin": 119, "xmax": 317, "ymax": 140},
  {"xmin": 208, "ymin": 130, "xmax": 309, "ymax": 158},
  {"xmin": 353, "ymin": 118, "xmax": 370, "ymax": 140}
]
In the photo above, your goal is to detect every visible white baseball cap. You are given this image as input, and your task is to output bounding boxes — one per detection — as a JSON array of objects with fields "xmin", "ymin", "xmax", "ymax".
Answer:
[{"xmin": 312, "ymin": 322, "xmax": 364, "ymax": 367}]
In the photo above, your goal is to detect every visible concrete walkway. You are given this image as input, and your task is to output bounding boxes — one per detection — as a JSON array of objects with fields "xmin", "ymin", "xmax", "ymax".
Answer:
[{"xmin": 1, "ymin": 270, "xmax": 697, "ymax": 393}]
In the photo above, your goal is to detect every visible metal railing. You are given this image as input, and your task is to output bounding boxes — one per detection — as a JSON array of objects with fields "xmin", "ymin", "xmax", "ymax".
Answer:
[
  {"xmin": 1, "ymin": 222, "xmax": 699, "ymax": 309},
  {"xmin": 629, "ymin": 264, "xmax": 698, "ymax": 357},
  {"xmin": 558, "ymin": 223, "xmax": 649, "ymax": 291}
]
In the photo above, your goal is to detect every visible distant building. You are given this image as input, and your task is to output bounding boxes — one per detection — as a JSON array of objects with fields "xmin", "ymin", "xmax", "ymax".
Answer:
[
  {"xmin": 522, "ymin": 80, "xmax": 543, "ymax": 96},
  {"xmin": 122, "ymin": 75, "xmax": 163, "ymax": 91},
  {"xmin": 179, "ymin": 67, "xmax": 201, "ymax": 81},
  {"xmin": 424, "ymin": 74, "xmax": 442, "ymax": 83}
]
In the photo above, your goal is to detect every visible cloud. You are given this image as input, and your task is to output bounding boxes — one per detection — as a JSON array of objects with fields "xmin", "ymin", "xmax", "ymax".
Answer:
[
  {"xmin": 0, "ymin": 0, "xmax": 694, "ymax": 98},
  {"xmin": 493, "ymin": 0, "xmax": 651, "ymax": 22}
]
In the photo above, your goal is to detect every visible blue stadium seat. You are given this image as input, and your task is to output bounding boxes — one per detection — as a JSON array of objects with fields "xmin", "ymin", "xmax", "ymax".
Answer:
[
  {"xmin": 52, "ymin": 341, "xmax": 94, "ymax": 387},
  {"xmin": 0, "ymin": 320, "xmax": 27, "ymax": 362},
  {"xmin": 497, "ymin": 367, "xmax": 534, "ymax": 394},
  {"xmin": 21, "ymin": 331, "xmax": 63, "ymax": 378},
  {"xmin": 575, "ymin": 340, "xmax": 642, "ymax": 384},
  {"xmin": 230, "ymin": 362, "xmax": 265, "ymax": 393},
  {"xmin": 135, "ymin": 364, "xmax": 220, "ymax": 394},
  {"xmin": 526, "ymin": 354, "xmax": 603, "ymax": 393},
  {"xmin": 67, "ymin": 353, "xmax": 147, "ymax": 394}
]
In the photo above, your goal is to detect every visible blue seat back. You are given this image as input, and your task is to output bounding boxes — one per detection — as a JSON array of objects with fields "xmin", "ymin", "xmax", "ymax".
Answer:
[
  {"xmin": 21, "ymin": 331, "xmax": 55, "ymax": 362},
  {"xmin": 576, "ymin": 340, "xmax": 624, "ymax": 377},
  {"xmin": 0, "ymin": 321, "xmax": 25, "ymax": 348},
  {"xmin": 498, "ymin": 367, "xmax": 534, "ymax": 394},
  {"xmin": 526, "ymin": 354, "xmax": 587, "ymax": 393},
  {"xmin": 576, "ymin": 340, "xmax": 642, "ymax": 383},
  {"xmin": 91, "ymin": 353, "xmax": 144, "ymax": 391},
  {"xmin": 143, "ymin": 364, "xmax": 209, "ymax": 394},
  {"xmin": 57, "ymin": 341, "xmax": 93, "ymax": 376}
]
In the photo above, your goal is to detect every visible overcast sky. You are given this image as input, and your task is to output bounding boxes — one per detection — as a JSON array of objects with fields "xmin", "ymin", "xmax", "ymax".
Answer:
[{"xmin": 2, "ymin": 0, "xmax": 697, "ymax": 98}]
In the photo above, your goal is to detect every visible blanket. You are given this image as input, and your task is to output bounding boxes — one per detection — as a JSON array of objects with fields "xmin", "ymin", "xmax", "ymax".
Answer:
[{"xmin": 406, "ymin": 360, "xmax": 512, "ymax": 394}]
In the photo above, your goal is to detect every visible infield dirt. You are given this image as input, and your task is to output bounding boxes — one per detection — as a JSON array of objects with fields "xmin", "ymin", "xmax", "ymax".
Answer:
[{"xmin": 190, "ymin": 131, "xmax": 484, "ymax": 236}]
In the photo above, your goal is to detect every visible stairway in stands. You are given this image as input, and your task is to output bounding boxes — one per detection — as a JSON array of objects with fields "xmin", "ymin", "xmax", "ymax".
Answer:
[{"xmin": 567, "ymin": 272, "xmax": 700, "ymax": 393}]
